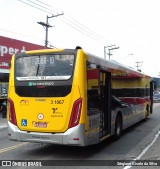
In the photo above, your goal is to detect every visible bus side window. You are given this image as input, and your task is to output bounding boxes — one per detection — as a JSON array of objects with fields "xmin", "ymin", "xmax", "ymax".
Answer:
[
  {"xmin": 87, "ymin": 89, "xmax": 100, "ymax": 109},
  {"xmin": 87, "ymin": 65, "xmax": 101, "ymax": 115}
]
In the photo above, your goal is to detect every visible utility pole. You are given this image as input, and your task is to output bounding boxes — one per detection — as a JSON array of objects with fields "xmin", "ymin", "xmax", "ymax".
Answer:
[
  {"xmin": 38, "ymin": 12, "xmax": 64, "ymax": 47},
  {"xmin": 135, "ymin": 61, "xmax": 143, "ymax": 72},
  {"xmin": 104, "ymin": 45, "xmax": 119, "ymax": 60},
  {"xmin": 104, "ymin": 45, "xmax": 115, "ymax": 59}
]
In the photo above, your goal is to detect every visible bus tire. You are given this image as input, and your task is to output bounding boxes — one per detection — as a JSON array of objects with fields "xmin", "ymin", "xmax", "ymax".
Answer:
[{"xmin": 114, "ymin": 113, "xmax": 122, "ymax": 140}]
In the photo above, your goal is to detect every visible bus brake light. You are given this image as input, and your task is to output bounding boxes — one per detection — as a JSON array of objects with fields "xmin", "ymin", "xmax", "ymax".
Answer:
[
  {"xmin": 69, "ymin": 98, "xmax": 82, "ymax": 128},
  {"xmin": 8, "ymin": 98, "xmax": 17, "ymax": 126}
]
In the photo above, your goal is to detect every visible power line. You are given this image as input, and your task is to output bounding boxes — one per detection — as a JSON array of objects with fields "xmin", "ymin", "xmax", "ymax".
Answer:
[
  {"xmin": 17, "ymin": 0, "xmax": 53, "ymax": 14},
  {"xmin": 60, "ymin": 17, "xmax": 105, "ymax": 42},
  {"xmin": 17, "ymin": 0, "xmax": 107, "ymax": 44},
  {"xmin": 26, "ymin": 0, "xmax": 56, "ymax": 13},
  {"xmin": 35, "ymin": 0, "xmax": 52, "ymax": 7},
  {"xmin": 32, "ymin": 0, "xmax": 106, "ymax": 42},
  {"xmin": 64, "ymin": 14, "xmax": 106, "ymax": 42},
  {"xmin": 0, "ymin": 27, "xmax": 45, "ymax": 44}
]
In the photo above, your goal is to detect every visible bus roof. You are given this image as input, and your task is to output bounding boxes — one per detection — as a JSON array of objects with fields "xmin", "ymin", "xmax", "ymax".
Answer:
[
  {"xmin": 86, "ymin": 52, "xmax": 151, "ymax": 78},
  {"xmin": 19, "ymin": 48, "xmax": 150, "ymax": 79}
]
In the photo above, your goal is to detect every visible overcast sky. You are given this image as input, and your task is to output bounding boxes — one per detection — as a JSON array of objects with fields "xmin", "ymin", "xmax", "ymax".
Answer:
[{"xmin": 0, "ymin": 0, "xmax": 160, "ymax": 77}]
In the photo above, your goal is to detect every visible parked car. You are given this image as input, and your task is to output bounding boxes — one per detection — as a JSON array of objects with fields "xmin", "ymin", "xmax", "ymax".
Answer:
[{"xmin": 153, "ymin": 94, "xmax": 160, "ymax": 103}]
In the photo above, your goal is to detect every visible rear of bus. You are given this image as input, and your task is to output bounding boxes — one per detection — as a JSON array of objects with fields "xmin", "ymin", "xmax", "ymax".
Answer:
[{"xmin": 7, "ymin": 48, "xmax": 88, "ymax": 146}]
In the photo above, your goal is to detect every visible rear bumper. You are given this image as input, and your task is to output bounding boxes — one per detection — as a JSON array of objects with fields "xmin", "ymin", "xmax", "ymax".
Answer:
[{"xmin": 7, "ymin": 121, "xmax": 85, "ymax": 146}]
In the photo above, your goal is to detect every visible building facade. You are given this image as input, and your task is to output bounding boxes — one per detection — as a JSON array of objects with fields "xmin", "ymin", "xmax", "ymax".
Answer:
[{"xmin": 0, "ymin": 36, "xmax": 46, "ymax": 102}]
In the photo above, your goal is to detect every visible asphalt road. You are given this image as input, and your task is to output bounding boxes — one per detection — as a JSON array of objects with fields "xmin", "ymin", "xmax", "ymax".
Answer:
[{"xmin": 0, "ymin": 103, "xmax": 160, "ymax": 169}]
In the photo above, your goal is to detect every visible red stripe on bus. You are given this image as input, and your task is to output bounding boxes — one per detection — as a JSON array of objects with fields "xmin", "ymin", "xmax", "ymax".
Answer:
[
  {"xmin": 121, "ymin": 97, "xmax": 149, "ymax": 104},
  {"xmin": 87, "ymin": 69, "xmax": 99, "ymax": 79}
]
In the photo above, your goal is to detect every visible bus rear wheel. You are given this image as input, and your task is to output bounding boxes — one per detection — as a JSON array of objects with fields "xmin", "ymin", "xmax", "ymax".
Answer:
[{"xmin": 114, "ymin": 114, "xmax": 122, "ymax": 140}]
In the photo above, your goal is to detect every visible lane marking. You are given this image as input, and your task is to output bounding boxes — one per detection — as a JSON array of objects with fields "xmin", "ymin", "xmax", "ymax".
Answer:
[
  {"xmin": 153, "ymin": 103, "xmax": 160, "ymax": 108},
  {"xmin": 123, "ymin": 130, "xmax": 160, "ymax": 169},
  {"xmin": 0, "ymin": 142, "xmax": 29, "ymax": 154},
  {"xmin": 0, "ymin": 125, "xmax": 7, "ymax": 129}
]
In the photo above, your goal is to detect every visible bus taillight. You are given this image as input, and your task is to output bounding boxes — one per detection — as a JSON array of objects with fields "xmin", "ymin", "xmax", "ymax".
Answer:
[
  {"xmin": 69, "ymin": 98, "xmax": 82, "ymax": 128},
  {"xmin": 7, "ymin": 98, "xmax": 17, "ymax": 126}
]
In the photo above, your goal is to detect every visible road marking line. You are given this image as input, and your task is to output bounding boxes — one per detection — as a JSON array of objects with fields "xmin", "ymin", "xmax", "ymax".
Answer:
[
  {"xmin": 0, "ymin": 142, "xmax": 29, "ymax": 154},
  {"xmin": 153, "ymin": 103, "xmax": 160, "ymax": 108},
  {"xmin": 123, "ymin": 130, "xmax": 160, "ymax": 169},
  {"xmin": 0, "ymin": 125, "xmax": 7, "ymax": 129}
]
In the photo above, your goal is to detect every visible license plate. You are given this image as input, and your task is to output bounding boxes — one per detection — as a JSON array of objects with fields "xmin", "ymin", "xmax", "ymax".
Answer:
[{"xmin": 34, "ymin": 122, "xmax": 47, "ymax": 128}]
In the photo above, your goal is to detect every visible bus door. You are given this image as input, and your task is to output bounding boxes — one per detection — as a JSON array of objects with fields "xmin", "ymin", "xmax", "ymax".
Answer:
[
  {"xmin": 99, "ymin": 71, "xmax": 112, "ymax": 138},
  {"xmin": 87, "ymin": 67, "xmax": 111, "ymax": 141}
]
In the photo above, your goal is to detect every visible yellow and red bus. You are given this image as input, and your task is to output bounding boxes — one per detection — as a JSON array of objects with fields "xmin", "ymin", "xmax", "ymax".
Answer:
[{"xmin": 7, "ymin": 47, "xmax": 154, "ymax": 146}]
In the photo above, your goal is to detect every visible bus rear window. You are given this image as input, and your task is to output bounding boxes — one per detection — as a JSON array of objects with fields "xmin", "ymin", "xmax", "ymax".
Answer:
[{"xmin": 15, "ymin": 54, "xmax": 75, "ymax": 81}]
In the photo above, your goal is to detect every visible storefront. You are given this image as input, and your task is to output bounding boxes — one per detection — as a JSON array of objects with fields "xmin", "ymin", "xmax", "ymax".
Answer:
[{"xmin": 0, "ymin": 35, "xmax": 47, "ymax": 102}]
